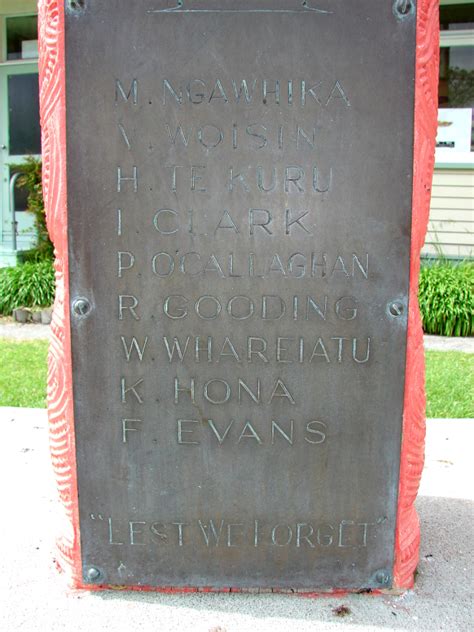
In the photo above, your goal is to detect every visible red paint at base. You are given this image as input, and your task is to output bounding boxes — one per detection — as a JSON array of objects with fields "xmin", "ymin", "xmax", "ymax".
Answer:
[{"xmin": 38, "ymin": 0, "xmax": 439, "ymax": 594}]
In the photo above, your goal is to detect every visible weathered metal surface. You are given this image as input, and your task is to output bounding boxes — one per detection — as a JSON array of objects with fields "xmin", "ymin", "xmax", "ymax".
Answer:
[{"xmin": 62, "ymin": 0, "xmax": 419, "ymax": 590}]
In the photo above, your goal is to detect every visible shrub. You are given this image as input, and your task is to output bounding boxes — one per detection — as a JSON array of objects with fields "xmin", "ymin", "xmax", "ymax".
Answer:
[
  {"xmin": 418, "ymin": 261, "xmax": 474, "ymax": 337},
  {"xmin": 10, "ymin": 156, "xmax": 53, "ymax": 262},
  {"xmin": 0, "ymin": 260, "xmax": 55, "ymax": 315}
]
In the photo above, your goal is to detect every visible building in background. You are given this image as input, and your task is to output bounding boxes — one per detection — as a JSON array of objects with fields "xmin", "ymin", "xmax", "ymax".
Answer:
[
  {"xmin": 0, "ymin": 0, "xmax": 472, "ymax": 266},
  {"xmin": 426, "ymin": 0, "xmax": 474, "ymax": 258}
]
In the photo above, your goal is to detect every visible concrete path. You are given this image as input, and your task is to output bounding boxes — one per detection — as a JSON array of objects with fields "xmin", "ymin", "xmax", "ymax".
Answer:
[
  {"xmin": 0, "ymin": 407, "xmax": 472, "ymax": 631},
  {"xmin": 0, "ymin": 320, "xmax": 50, "ymax": 340},
  {"xmin": 423, "ymin": 335, "xmax": 474, "ymax": 353}
]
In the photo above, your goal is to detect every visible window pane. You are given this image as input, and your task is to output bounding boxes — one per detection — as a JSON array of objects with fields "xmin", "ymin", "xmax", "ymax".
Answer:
[
  {"xmin": 438, "ymin": 46, "xmax": 474, "ymax": 151},
  {"xmin": 440, "ymin": 4, "xmax": 474, "ymax": 30},
  {"xmin": 8, "ymin": 73, "xmax": 41, "ymax": 156},
  {"xmin": 6, "ymin": 16, "xmax": 38, "ymax": 60}
]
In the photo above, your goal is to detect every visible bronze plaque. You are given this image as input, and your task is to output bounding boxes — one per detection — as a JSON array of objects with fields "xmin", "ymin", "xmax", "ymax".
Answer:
[{"xmin": 65, "ymin": 0, "xmax": 416, "ymax": 590}]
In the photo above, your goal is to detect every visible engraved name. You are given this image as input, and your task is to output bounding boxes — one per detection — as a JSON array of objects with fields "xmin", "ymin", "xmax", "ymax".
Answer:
[
  {"xmin": 121, "ymin": 335, "xmax": 372, "ymax": 365},
  {"xmin": 124, "ymin": 252, "xmax": 369, "ymax": 280},
  {"xmin": 162, "ymin": 78, "xmax": 350, "ymax": 108}
]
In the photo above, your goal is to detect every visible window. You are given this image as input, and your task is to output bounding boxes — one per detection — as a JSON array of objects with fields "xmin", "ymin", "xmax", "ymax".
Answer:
[
  {"xmin": 6, "ymin": 15, "xmax": 38, "ymax": 61},
  {"xmin": 437, "ymin": 4, "xmax": 474, "ymax": 164},
  {"xmin": 8, "ymin": 73, "xmax": 41, "ymax": 155},
  {"xmin": 439, "ymin": 45, "xmax": 474, "ymax": 152},
  {"xmin": 440, "ymin": 3, "xmax": 474, "ymax": 30}
]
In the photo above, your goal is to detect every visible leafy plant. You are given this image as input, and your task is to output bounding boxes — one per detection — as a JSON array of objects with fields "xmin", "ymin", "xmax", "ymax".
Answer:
[
  {"xmin": 10, "ymin": 156, "xmax": 53, "ymax": 261},
  {"xmin": 0, "ymin": 260, "xmax": 55, "ymax": 315},
  {"xmin": 418, "ymin": 261, "xmax": 474, "ymax": 337},
  {"xmin": 448, "ymin": 67, "xmax": 474, "ymax": 108}
]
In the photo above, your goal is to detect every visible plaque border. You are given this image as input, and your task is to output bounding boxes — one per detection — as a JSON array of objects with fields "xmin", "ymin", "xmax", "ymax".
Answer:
[{"xmin": 38, "ymin": 0, "xmax": 439, "ymax": 593}]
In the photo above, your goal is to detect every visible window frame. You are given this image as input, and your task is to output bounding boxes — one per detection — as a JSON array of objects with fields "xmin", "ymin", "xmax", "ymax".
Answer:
[
  {"xmin": 0, "ymin": 11, "xmax": 38, "ymax": 65},
  {"xmin": 437, "ymin": 3, "xmax": 474, "ymax": 168},
  {"xmin": 0, "ymin": 8, "xmax": 40, "ymax": 249}
]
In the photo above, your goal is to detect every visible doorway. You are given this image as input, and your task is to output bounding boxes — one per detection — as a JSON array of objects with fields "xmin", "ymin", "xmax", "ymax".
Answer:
[{"xmin": 0, "ymin": 10, "xmax": 40, "ymax": 266}]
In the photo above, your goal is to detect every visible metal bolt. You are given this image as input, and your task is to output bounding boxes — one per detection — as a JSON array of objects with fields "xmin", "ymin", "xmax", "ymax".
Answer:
[
  {"xmin": 393, "ymin": 0, "xmax": 415, "ymax": 19},
  {"xmin": 389, "ymin": 301, "xmax": 404, "ymax": 317},
  {"xmin": 85, "ymin": 566, "xmax": 101, "ymax": 582},
  {"xmin": 72, "ymin": 297, "xmax": 91, "ymax": 318},
  {"xmin": 67, "ymin": 0, "xmax": 86, "ymax": 13},
  {"xmin": 375, "ymin": 570, "xmax": 390, "ymax": 585}
]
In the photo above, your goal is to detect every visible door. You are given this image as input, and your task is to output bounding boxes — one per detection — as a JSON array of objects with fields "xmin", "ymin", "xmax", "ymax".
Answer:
[{"xmin": 0, "ymin": 60, "xmax": 41, "ymax": 259}]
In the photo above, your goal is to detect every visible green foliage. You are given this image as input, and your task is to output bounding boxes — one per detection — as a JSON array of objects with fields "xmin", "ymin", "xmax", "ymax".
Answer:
[
  {"xmin": 419, "ymin": 261, "xmax": 474, "ymax": 337},
  {"xmin": 0, "ymin": 260, "xmax": 55, "ymax": 315},
  {"xmin": 448, "ymin": 67, "xmax": 474, "ymax": 108},
  {"xmin": 10, "ymin": 156, "xmax": 53, "ymax": 261}
]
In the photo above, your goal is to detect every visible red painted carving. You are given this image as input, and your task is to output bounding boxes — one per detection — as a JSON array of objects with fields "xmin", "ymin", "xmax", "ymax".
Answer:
[
  {"xmin": 38, "ymin": 0, "xmax": 438, "ymax": 591},
  {"xmin": 393, "ymin": 0, "xmax": 439, "ymax": 590},
  {"xmin": 38, "ymin": 0, "xmax": 82, "ymax": 586}
]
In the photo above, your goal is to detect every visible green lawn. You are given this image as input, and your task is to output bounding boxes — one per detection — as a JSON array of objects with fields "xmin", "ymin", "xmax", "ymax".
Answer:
[
  {"xmin": 0, "ymin": 339, "xmax": 49, "ymax": 408},
  {"xmin": 425, "ymin": 351, "xmax": 474, "ymax": 418},
  {"xmin": 0, "ymin": 340, "xmax": 472, "ymax": 417}
]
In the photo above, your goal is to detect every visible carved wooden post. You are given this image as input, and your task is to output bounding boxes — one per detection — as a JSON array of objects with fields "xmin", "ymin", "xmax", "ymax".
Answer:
[
  {"xmin": 38, "ymin": 0, "xmax": 81, "ymax": 585},
  {"xmin": 393, "ymin": 0, "xmax": 440, "ymax": 589},
  {"xmin": 38, "ymin": 0, "xmax": 439, "ymax": 592}
]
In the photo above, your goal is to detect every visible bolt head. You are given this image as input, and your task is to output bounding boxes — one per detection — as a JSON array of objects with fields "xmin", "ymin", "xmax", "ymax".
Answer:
[
  {"xmin": 389, "ymin": 301, "xmax": 404, "ymax": 317},
  {"xmin": 86, "ymin": 566, "xmax": 101, "ymax": 582},
  {"xmin": 393, "ymin": 0, "xmax": 415, "ymax": 19},
  {"xmin": 376, "ymin": 570, "xmax": 390, "ymax": 585},
  {"xmin": 72, "ymin": 297, "xmax": 91, "ymax": 318},
  {"xmin": 68, "ymin": 0, "xmax": 86, "ymax": 12}
]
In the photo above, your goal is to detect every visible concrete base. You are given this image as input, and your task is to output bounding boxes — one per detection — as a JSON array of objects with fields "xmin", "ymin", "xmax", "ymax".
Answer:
[{"xmin": 0, "ymin": 408, "xmax": 472, "ymax": 631}]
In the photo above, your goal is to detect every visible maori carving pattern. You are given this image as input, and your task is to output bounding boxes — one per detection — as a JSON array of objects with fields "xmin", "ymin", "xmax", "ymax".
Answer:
[
  {"xmin": 38, "ymin": 0, "xmax": 82, "ymax": 585},
  {"xmin": 39, "ymin": 0, "xmax": 437, "ymax": 590},
  {"xmin": 393, "ymin": 0, "xmax": 439, "ymax": 590}
]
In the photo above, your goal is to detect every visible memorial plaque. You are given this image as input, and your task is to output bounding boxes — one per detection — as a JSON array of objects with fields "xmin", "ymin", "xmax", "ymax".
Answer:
[{"xmin": 64, "ymin": 0, "xmax": 418, "ymax": 590}]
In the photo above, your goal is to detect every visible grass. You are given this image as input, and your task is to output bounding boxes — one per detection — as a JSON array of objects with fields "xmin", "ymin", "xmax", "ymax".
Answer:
[
  {"xmin": 425, "ymin": 351, "xmax": 474, "ymax": 418},
  {"xmin": 0, "ymin": 340, "xmax": 472, "ymax": 417},
  {"xmin": 0, "ymin": 340, "xmax": 49, "ymax": 408}
]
